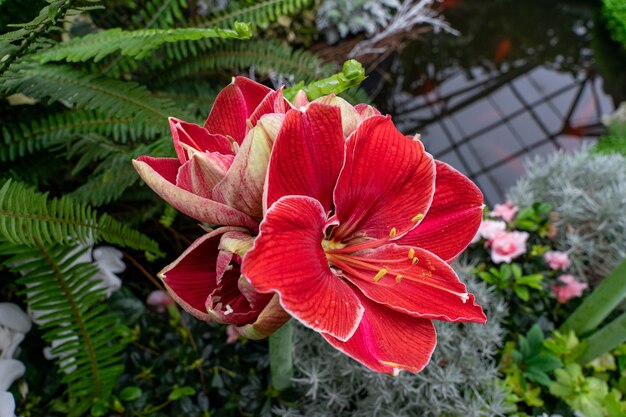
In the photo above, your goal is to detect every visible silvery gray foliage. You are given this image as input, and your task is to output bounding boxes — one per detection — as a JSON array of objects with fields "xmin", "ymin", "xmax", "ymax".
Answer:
[
  {"xmin": 275, "ymin": 269, "xmax": 509, "ymax": 417},
  {"xmin": 507, "ymin": 149, "xmax": 626, "ymax": 284},
  {"xmin": 317, "ymin": 0, "xmax": 402, "ymax": 44}
]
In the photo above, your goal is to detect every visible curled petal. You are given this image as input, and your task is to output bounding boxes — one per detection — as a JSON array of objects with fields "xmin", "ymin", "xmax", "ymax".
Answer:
[
  {"xmin": 212, "ymin": 114, "xmax": 285, "ymax": 219},
  {"xmin": 323, "ymin": 290, "xmax": 436, "ymax": 374},
  {"xmin": 176, "ymin": 152, "xmax": 231, "ymax": 199},
  {"xmin": 249, "ymin": 87, "xmax": 287, "ymax": 126},
  {"xmin": 204, "ymin": 77, "xmax": 273, "ymax": 144},
  {"xmin": 170, "ymin": 118, "xmax": 234, "ymax": 164},
  {"xmin": 398, "ymin": 161, "xmax": 484, "ymax": 262},
  {"xmin": 133, "ymin": 157, "xmax": 258, "ymax": 229},
  {"xmin": 242, "ymin": 196, "xmax": 364, "ymax": 341},
  {"xmin": 355, "ymin": 103, "xmax": 381, "ymax": 120},
  {"xmin": 265, "ymin": 104, "xmax": 344, "ymax": 213},
  {"xmin": 291, "ymin": 90, "xmax": 309, "ymax": 108},
  {"xmin": 332, "ymin": 116, "xmax": 436, "ymax": 241},
  {"xmin": 337, "ymin": 244, "xmax": 486, "ymax": 323},
  {"xmin": 235, "ymin": 295, "xmax": 292, "ymax": 340}
]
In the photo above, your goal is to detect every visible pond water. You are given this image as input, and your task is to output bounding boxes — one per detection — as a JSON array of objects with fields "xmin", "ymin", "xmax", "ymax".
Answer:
[{"xmin": 369, "ymin": 0, "xmax": 622, "ymax": 204}]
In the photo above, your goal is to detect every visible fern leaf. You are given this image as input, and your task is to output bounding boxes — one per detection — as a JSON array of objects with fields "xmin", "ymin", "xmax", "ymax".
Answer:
[
  {"xmin": 131, "ymin": 0, "xmax": 188, "ymax": 29},
  {"xmin": 0, "ymin": 179, "xmax": 164, "ymax": 257},
  {"xmin": 0, "ymin": 110, "xmax": 163, "ymax": 162},
  {"xmin": 196, "ymin": 0, "xmax": 311, "ymax": 29},
  {"xmin": 36, "ymin": 24, "xmax": 252, "ymax": 63},
  {"xmin": 2, "ymin": 63, "xmax": 187, "ymax": 124},
  {"xmin": 0, "ymin": 241, "xmax": 128, "ymax": 416},
  {"xmin": 283, "ymin": 59, "xmax": 366, "ymax": 101},
  {"xmin": 152, "ymin": 39, "xmax": 336, "ymax": 85}
]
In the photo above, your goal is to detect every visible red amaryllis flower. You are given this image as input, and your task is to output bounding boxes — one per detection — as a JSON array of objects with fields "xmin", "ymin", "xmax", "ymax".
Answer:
[
  {"xmin": 242, "ymin": 103, "xmax": 486, "ymax": 374},
  {"xmin": 159, "ymin": 227, "xmax": 290, "ymax": 339},
  {"xmin": 133, "ymin": 77, "xmax": 286, "ymax": 229}
]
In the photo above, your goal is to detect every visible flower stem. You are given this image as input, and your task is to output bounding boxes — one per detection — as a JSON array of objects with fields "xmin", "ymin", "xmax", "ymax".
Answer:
[
  {"xmin": 560, "ymin": 258, "xmax": 626, "ymax": 336},
  {"xmin": 269, "ymin": 319, "xmax": 293, "ymax": 391}
]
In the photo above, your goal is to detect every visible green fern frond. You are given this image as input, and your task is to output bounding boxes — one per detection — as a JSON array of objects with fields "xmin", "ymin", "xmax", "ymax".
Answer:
[
  {"xmin": 0, "ymin": 110, "xmax": 163, "ymax": 162},
  {"xmin": 196, "ymin": 0, "xmax": 311, "ymax": 29},
  {"xmin": 131, "ymin": 0, "xmax": 188, "ymax": 28},
  {"xmin": 0, "ymin": 179, "xmax": 164, "ymax": 257},
  {"xmin": 2, "ymin": 63, "xmax": 187, "ymax": 124},
  {"xmin": 152, "ymin": 39, "xmax": 336, "ymax": 86},
  {"xmin": 0, "ymin": 241, "xmax": 128, "ymax": 416},
  {"xmin": 69, "ymin": 136, "xmax": 173, "ymax": 207},
  {"xmin": 67, "ymin": 134, "xmax": 131, "ymax": 175},
  {"xmin": 36, "ymin": 24, "xmax": 252, "ymax": 63}
]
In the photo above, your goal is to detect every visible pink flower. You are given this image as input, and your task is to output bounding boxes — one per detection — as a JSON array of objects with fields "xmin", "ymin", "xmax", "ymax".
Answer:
[
  {"xmin": 491, "ymin": 201, "xmax": 518, "ymax": 222},
  {"xmin": 471, "ymin": 219, "xmax": 506, "ymax": 243},
  {"xmin": 552, "ymin": 275, "xmax": 588, "ymax": 303},
  {"xmin": 544, "ymin": 251, "xmax": 571, "ymax": 270},
  {"xmin": 146, "ymin": 290, "xmax": 175, "ymax": 312},
  {"xmin": 489, "ymin": 231, "xmax": 529, "ymax": 263},
  {"xmin": 243, "ymin": 110, "xmax": 485, "ymax": 374}
]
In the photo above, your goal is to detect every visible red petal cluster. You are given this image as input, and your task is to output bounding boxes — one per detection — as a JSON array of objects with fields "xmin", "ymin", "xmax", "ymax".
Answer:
[{"xmin": 133, "ymin": 77, "xmax": 486, "ymax": 373}]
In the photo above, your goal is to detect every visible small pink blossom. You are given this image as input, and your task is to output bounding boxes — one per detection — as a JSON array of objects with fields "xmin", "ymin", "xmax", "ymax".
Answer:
[
  {"xmin": 491, "ymin": 201, "xmax": 519, "ymax": 222},
  {"xmin": 544, "ymin": 251, "xmax": 571, "ymax": 270},
  {"xmin": 552, "ymin": 275, "xmax": 587, "ymax": 303},
  {"xmin": 146, "ymin": 290, "xmax": 175, "ymax": 312},
  {"xmin": 471, "ymin": 219, "xmax": 507, "ymax": 243},
  {"xmin": 489, "ymin": 231, "xmax": 529, "ymax": 264},
  {"xmin": 226, "ymin": 325, "xmax": 239, "ymax": 344}
]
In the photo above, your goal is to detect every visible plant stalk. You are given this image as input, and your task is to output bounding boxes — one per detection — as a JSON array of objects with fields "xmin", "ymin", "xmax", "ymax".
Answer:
[
  {"xmin": 579, "ymin": 311, "xmax": 626, "ymax": 364},
  {"xmin": 269, "ymin": 319, "xmax": 293, "ymax": 391},
  {"xmin": 560, "ymin": 258, "xmax": 626, "ymax": 336}
]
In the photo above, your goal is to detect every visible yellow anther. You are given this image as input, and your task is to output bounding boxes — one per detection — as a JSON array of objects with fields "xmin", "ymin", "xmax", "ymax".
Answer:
[
  {"xmin": 412, "ymin": 257, "xmax": 419, "ymax": 265},
  {"xmin": 411, "ymin": 213, "xmax": 424, "ymax": 222},
  {"xmin": 373, "ymin": 268, "xmax": 387, "ymax": 282},
  {"xmin": 389, "ymin": 227, "xmax": 397, "ymax": 238},
  {"xmin": 395, "ymin": 274, "xmax": 403, "ymax": 283},
  {"xmin": 408, "ymin": 248, "xmax": 415, "ymax": 259}
]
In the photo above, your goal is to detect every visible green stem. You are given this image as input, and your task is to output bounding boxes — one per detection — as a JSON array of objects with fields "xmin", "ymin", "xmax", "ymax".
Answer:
[
  {"xmin": 283, "ymin": 60, "xmax": 366, "ymax": 101},
  {"xmin": 560, "ymin": 258, "xmax": 626, "ymax": 336},
  {"xmin": 269, "ymin": 319, "xmax": 293, "ymax": 391},
  {"xmin": 579, "ymin": 311, "xmax": 626, "ymax": 364}
]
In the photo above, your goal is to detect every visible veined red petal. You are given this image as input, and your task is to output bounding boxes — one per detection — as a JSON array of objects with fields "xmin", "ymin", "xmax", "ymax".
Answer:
[
  {"xmin": 249, "ymin": 87, "xmax": 287, "ymax": 126},
  {"xmin": 170, "ymin": 118, "xmax": 234, "ymax": 164},
  {"xmin": 398, "ymin": 161, "xmax": 484, "ymax": 262},
  {"xmin": 133, "ymin": 157, "xmax": 258, "ymax": 229},
  {"xmin": 158, "ymin": 228, "xmax": 234, "ymax": 321},
  {"xmin": 332, "ymin": 116, "xmax": 436, "ymax": 241},
  {"xmin": 242, "ymin": 196, "xmax": 364, "ymax": 341},
  {"xmin": 313, "ymin": 95, "xmax": 361, "ymax": 137},
  {"xmin": 323, "ymin": 289, "xmax": 436, "ymax": 374},
  {"xmin": 264, "ymin": 103, "xmax": 344, "ymax": 213},
  {"xmin": 335, "ymin": 244, "xmax": 486, "ymax": 323},
  {"xmin": 212, "ymin": 114, "xmax": 285, "ymax": 219},
  {"xmin": 235, "ymin": 295, "xmax": 292, "ymax": 340},
  {"xmin": 354, "ymin": 103, "xmax": 381, "ymax": 120},
  {"xmin": 176, "ymin": 152, "xmax": 231, "ymax": 199},
  {"xmin": 291, "ymin": 90, "xmax": 309, "ymax": 108},
  {"xmin": 203, "ymin": 78, "xmax": 273, "ymax": 144}
]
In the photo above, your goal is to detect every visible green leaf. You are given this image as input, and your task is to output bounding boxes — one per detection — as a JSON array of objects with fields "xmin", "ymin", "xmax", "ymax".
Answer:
[
  {"xmin": 36, "ymin": 24, "xmax": 252, "ymax": 63},
  {"xmin": 514, "ymin": 286, "xmax": 530, "ymax": 301},
  {"xmin": 119, "ymin": 386, "xmax": 142, "ymax": 402},
  {"xmin": 168, "ymin": 386, "xmax": 196, "ymax": 401},
  {"xmin": 283, "ymin": 60, "xmax": 366, "ymax": 101}
]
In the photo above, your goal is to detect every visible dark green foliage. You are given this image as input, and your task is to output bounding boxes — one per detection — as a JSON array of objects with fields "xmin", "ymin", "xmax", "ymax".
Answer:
[
  {"xmin": 0, "ymin": 179, "xmax": 163, "ymax": 257},
  {"xmin": 511, "ymin": 325, "xmax": 563, "ymax": 387},
  {"xmin": 36, "ymin": 24, "xmax": 252, "ymax": 63},
  {"xmin": 0, "ymin": 242, "xmax": 129, "ymax": 417},
  {"xmin": 603, "ymin": 0, "xmax": 626, "ymax": 47},
  {"xmin": 196, "ymin": 0, "xmax": 312, "ymax": 30},
  {"xmin": 594, "ymin": 121, "xmax": 626, "ymax": 156}
]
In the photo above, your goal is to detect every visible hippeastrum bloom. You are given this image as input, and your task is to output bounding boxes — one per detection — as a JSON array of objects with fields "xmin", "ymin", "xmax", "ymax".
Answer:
[
  {"xmin": 133, "ymin": 77, "xmax": 287, "ymax": 229},
  {"xmin": 242, "ymin": 103, "xmax": 486, "ymax": 374},
  {"xmin": 159, "ymin": 227, "xmax": 290, "ymax": 339}
]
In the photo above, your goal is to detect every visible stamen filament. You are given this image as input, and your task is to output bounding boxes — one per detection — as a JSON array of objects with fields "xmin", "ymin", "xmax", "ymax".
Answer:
[{"xmin": 325, "ymin": 237, "xmax": 389, "ymax": 254}]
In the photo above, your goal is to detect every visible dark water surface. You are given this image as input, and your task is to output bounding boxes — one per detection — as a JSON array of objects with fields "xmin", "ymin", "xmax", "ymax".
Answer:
[{"xmin": 370, "ymin": 0, "xmax": 623, "ymax": 204}]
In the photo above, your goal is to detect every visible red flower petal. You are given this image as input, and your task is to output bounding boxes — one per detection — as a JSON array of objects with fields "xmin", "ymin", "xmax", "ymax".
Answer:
[
  {"xmin": 332, "ymin": 116, "xmax": 436, "ymax": 241},
  {"xmin": 212, "ymin": 114, "xmax": 285, "ymax": 219},
  {"xmin": 323, "ymin": 289, "xmax": 436, "ymax": 374},
  {"xmin": 133, "ymin": 157, "xmax": 258, "ymax": 229},
  {"xmin": 249, "ymin": 87, "xmax": 287, "ymax": 126},
  {"xmin": 398, "ymin": 161, "xmax": 484, "ymax": 262},
  {"xmin": 265, "ymin": 103, "xmax": 344, "ymax": 212},
  {"xmin": 334, "ymin": 244, "xmax": 486, "ymax": 323},
  {"xmin": 242, "ymin": 196, "xmax": 364, "ymax": 341},
  {"xmin": 158, "ymin": 229, "xmax": 226, "ymax": 321},
  {"xmin": 170, "ymin": 118, "xmax": 234, "ymax": 164},
  {"xmin": 203, "ymin": 78, "xmax": 273, "ymax": 144},
  {"xmin": 176, "ymin": 153, "xmax": 230, "ymax": 199}
]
